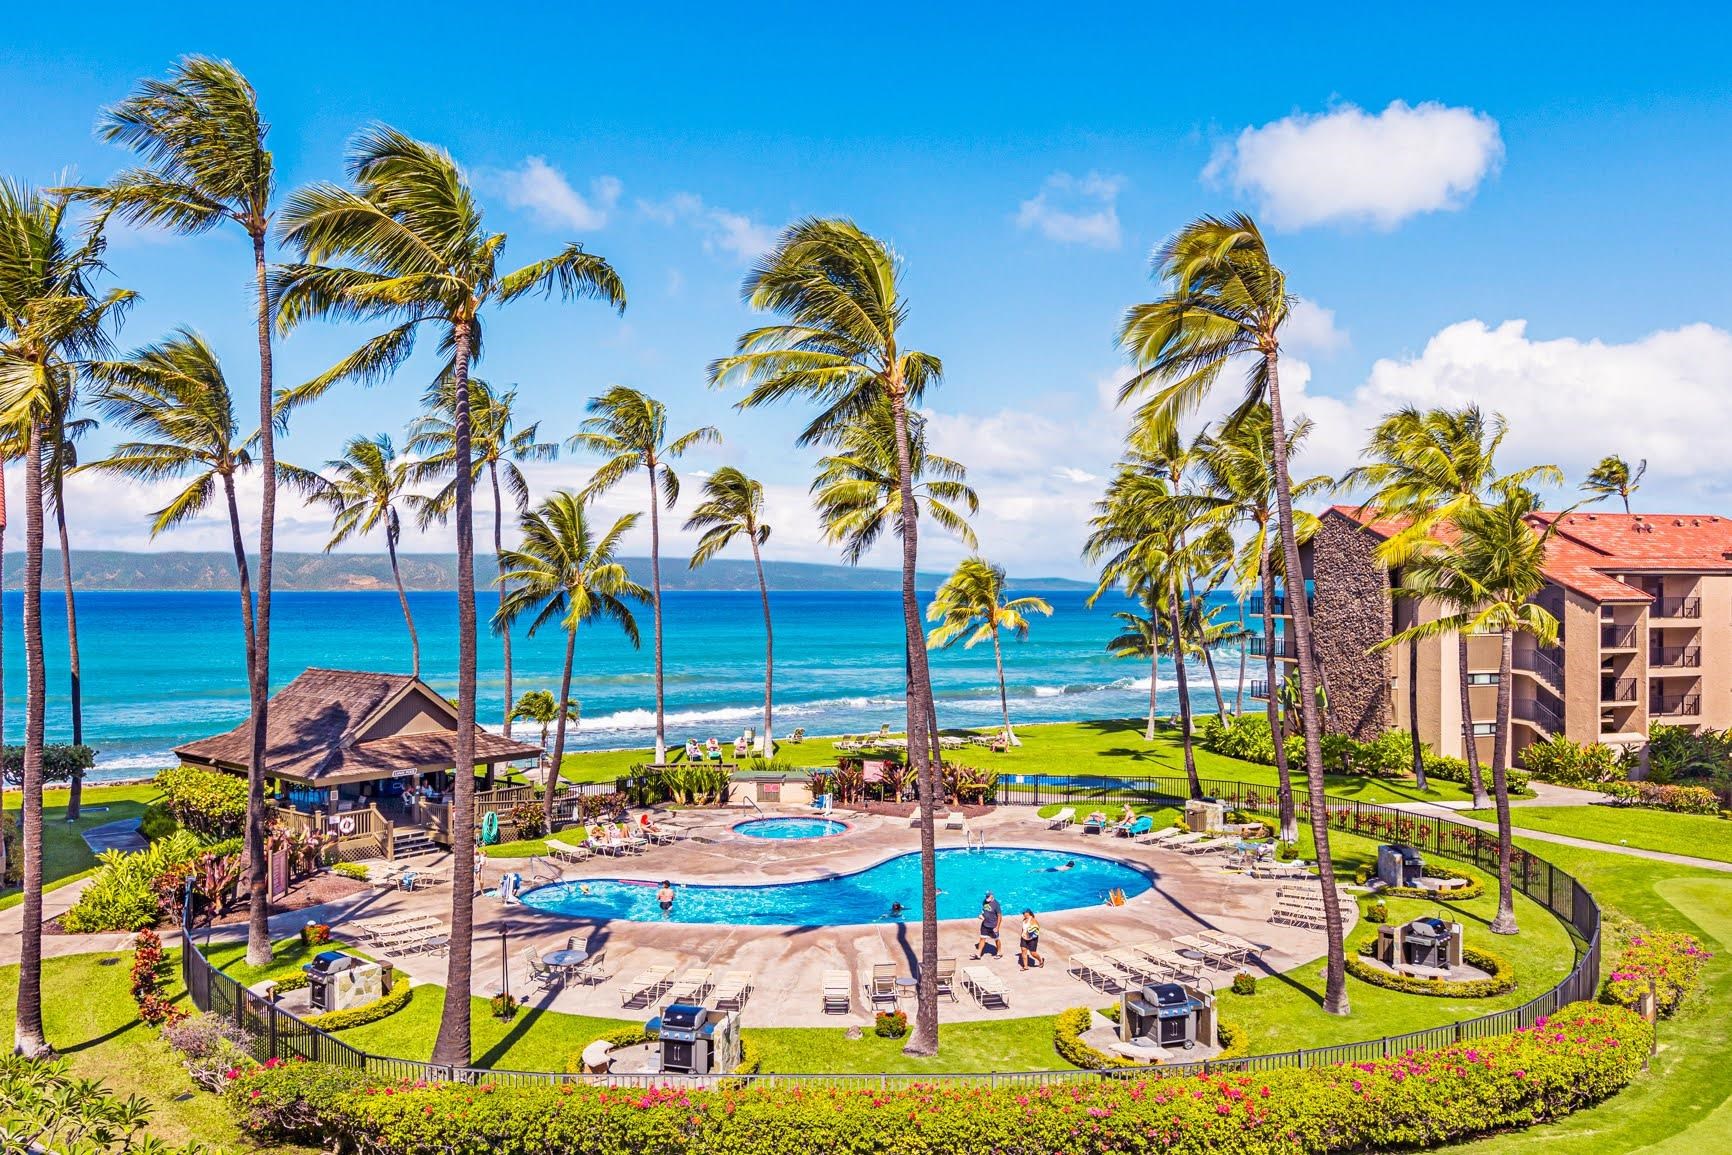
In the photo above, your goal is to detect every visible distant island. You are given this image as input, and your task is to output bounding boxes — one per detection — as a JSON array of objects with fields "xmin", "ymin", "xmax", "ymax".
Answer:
[{"xmin": 6, "ymin": 550, "xmax": 1095, "ymax": 593}]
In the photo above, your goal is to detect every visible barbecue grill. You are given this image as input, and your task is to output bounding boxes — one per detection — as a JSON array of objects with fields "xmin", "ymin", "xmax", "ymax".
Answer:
[
  {"xmin": 1402, "ymin": 917, "xmax": 1450, "ymax": 970},
  {"xmin": 1123, "ymin": 982, "xmax": 1204, "ymax": 1049},
  {"xmin": 656, "ymin": 1003, "xmax": 711, "ymax": 1074},
  {"xmin": 1377, "ymin": 844, "xmax": 1424, "ymax": 888},
  {"xmin": 302, "ymin": 951, "xmax": 366, "ymax": 1012}
]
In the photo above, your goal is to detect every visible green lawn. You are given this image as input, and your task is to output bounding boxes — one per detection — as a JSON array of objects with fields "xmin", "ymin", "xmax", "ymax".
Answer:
[
  {"xmin": 0, "ymin": 782, "xmax": 158, "ymax": 911},
  {"xmin": 1464, "ymin": 805, "xmax": 1732, "ymax": 864}
]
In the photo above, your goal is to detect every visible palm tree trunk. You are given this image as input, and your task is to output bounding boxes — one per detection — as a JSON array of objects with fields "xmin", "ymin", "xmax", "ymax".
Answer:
[
  {"xmin": 53, "ymin": 492, "xmax": 82, "ymax": 822},
  {"xmin": 648, "ymin": 466, "xmax": 666, "ymax": 765},
  {"xmin": 1200, "ymin": 638, "xmax": 1227, "ymax": 721},
  {"xmin": 1265, "ymin": 351, "xmax": 1349, "ymax": 1017},
  {"xmin": 1145, "ymin": 612, "xmax": 1159, "ymax": 741},
  {"xmin": 749, "ymin": 534, "xmax": 773, "ymax": 753},
  {"xmin": 491, "ymin": 462, "xmax": 512, "ymax": 738},
  {"xmin": 1406, "ymin": 597, "xmax": 1426, "ymax": 790},
  {"xmin": 1459, "ymin": 633, "xmax": 1489, "ymax": 808},
  {"xmin": 545, "ymin": 629, "xmax": 577, "ymax": 825},
  {"xmin": 888, "ymin": 391, "xmax": 940, "ymax": 1059},
  {"xmin": 244, "ymin": 230, "xmax": 276, "ymax": 969},
  {"xmin": 432, "ymin": 318, "xmax": 478, "ymax": 1070},
  {"xmin": 1167, "ymin": 580, "xmax": 1200, "ymax": 799},
  {"xmin": 1488, "ymin": 629, "xmax": 1519, "ymax": 934},
  {"xmin": 991, "ymin": 628, "xmax": 1016, "ymax": 746},
  {"xmin": 1260, "ymin": 553, "xmax": 1297, "ymax": 842},
  {"xmin": 387, "ymin": 532, "xmax": 419, "ymax": 676},
  {"xmin": 14, "ymin": 422, "xmax": 49, "ymax": 1056}
]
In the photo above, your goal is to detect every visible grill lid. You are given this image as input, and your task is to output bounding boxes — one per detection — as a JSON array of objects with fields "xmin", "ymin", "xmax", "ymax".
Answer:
[
  {"xmin": 662, "ymin": 1002, "xmax": 705, "ymax": 1028},
  {"xmin": 302, "ymin": 950, "xmax": 362, "ymax": 977},
  {"xmin": 1147, "ymin": 982, "xmax": 1187, "ymax": 1007}
]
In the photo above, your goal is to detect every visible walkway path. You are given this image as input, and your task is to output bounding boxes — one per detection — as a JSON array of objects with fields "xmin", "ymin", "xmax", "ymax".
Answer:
[
  {"xmin": 82, "ymin": 817, "xmax": 147, "ymax": 855},
  {"xmin": 1394, "ymin": 801, "xmax": 1732, "ymax": 874}
]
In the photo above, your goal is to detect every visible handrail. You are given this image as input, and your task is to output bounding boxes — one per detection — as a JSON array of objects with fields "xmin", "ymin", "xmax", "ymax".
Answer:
[{"xmin": 184, "ymin": 774, "xmax": 1601, "ymax": 1088}]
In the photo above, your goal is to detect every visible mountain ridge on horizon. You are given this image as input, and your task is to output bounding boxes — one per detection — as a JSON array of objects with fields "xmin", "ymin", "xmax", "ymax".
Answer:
[{"xmin": 2, "ymin": 550, "xmax": 1095, "ymax": 593}]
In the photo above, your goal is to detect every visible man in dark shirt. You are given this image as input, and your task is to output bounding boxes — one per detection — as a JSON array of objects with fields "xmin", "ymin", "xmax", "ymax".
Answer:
[{"xmin": 972, "ymin": 891, "xmax": 1002, "ymax": 959}]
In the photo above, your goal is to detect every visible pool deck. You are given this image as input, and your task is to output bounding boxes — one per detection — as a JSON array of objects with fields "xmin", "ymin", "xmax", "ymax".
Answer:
[{"xmin": 334, "ymin": 806, "xmax": 1351, "ymax": 1030}]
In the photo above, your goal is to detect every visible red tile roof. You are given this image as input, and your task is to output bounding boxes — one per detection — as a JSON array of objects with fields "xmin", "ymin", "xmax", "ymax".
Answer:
[{"xmin": 1326, "ymin": 505, "xmax": 1732, "ymax": 603}]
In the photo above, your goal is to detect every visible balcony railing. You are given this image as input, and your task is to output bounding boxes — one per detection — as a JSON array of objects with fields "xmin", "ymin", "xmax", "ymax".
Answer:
[
  {"xmin": 1248, "ymin": 593, "xmax": 1313, "ymax": 618},
  {"xmin": 1600, "ymin": 623, "xmax": 1638, "ymax": 649},
  {"xmin": 1649, "ymin": 645, "xmax": 1703, "ymax": 669},
  {"xmin": 1513, "ymin": 696, "xmax": 1563, "ymax": 734},
  {"xmin": 1249, "ymin": 680, "xmax": 1271, "ymax": 700},
  {"xmin": 1652, "ymin": 693, "xmax": 1702, "ymax": 717},
  {"xmin": 1651, "ymin": 596, "xmax": 1702, "ymax": 619},
  {"xmin": 1600, "ymin": 678, "xmax": 1637, "ymax": 703},
  {"xmin": 1515, "ymin": 647, "xmax": 1565, "ymax": 690},
  {"xmin": 1248, "ymin": 634, "xmax": 1297, "ymax": 659}
]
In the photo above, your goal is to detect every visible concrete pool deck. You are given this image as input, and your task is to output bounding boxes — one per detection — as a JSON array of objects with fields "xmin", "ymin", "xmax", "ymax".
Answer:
[{"xmin": 337, "ymin": 806, "xmax": 1351, "ymax": 1029}]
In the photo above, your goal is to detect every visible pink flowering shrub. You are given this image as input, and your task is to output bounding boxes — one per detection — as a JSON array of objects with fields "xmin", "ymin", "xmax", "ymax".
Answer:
[
  {"xmin": 225, "ymin": 1005, "xmax": 1650, "ymax": 1155},
  {"xmin": 1602, "ymin": 927, "xmax": 1713, "ymax": 1016}
]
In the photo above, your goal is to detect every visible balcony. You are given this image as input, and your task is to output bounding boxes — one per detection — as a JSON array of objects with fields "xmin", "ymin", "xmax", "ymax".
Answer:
[
  {"xmin": 1649, "ymin": 644, "xmax": 1703, "ymax": 669},
  {"xmin": 1514, "ymin": 647, "xmax": 1565, "ymax": 692},
  {"xmin": 1652, "ymin": 693, "xmax": 1702, "ymax": 718},
  {"xmin": 1651, "ymin": 596, "xmax": 1702, "ymax": 620},
  {"xmin": 1248, "ymin": 634, "xmax": 1297, "ymax": 660},
  {"xmin": 1600, "ymin": 623, "xmax": 1638, "ymax": 649},
  {"xmin": 1248, "ymin": 593, "xmax": 1312, "ymax": 618},
  {"xmin": 1249, "ymin": 679, "xmax": 1271, "ymax": 701},
  {"xmin": 1512, "ymin": 696, "xmax": 1562, "ymax": 734},
  {"xmin": 1600, "ymin": 678, "xmax": 1638, "ymax": 703}
]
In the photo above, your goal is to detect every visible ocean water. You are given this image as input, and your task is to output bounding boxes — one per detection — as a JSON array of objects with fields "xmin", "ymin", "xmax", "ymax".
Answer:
[
  {"xmin": 0, "ymin": 588, "xmax": 1251, "ymax": 782},
  {"xmin": 516, "ymin": 846, "xmax": 1153, "ymax": 925}
]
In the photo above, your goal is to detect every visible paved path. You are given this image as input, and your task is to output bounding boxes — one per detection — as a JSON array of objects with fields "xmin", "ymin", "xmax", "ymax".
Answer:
[
  {"xmin": 82, "ymin": 817, "xmax": 147, "ymax": 855},
  {"xmin": 1395, "ymin": 802, "xmax": 1732, "ymax": 874}
]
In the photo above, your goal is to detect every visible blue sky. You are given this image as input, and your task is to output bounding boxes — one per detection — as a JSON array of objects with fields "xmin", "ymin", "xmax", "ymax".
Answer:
[{"xmin": 5, "ymin": 3, "xmax": 1732, "ymax": 577}]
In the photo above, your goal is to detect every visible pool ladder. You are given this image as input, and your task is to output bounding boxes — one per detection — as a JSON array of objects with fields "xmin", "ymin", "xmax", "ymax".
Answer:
[{"xmin": 967, "ymin": 830, "xmax": 986, "ymax": 852}]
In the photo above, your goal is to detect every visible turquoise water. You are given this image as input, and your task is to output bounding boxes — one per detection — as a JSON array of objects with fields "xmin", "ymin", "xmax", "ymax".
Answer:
[
  {"xmin": 1, "ymin": 588, "xmax": 1246, "ymax": 781},
  {"xmin": 516, "ymin": 846, "xmax": 1152, "ymax": 925},
  {"xmin": 732, "ymin": 817, "xmax": 848, "ymax": 839}
]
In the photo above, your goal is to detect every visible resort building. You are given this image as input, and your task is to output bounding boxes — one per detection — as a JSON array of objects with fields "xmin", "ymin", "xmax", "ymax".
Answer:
[
  {"xmin": 176, "ymin": 667, "xmax": 543, "ymax": 855},
  {"xmin": 1252, "ymin": 508, "xmax": 1732, "ymax": 763}
]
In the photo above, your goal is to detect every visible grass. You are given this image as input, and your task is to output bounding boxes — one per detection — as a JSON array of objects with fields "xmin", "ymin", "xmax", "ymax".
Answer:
[
  {"xmin": 0, "ymin": 783, "xmax": 158, "ymax": 911},
  {"xmin": 1464, "ymin": 805, "xmax": 1732, "ymax": 864}
]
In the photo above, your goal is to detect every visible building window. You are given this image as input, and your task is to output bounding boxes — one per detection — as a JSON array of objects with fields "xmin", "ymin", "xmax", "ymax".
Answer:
[
  {"xmin": 1471, "ymin": 722, "xmax": 1497, "ymax": 736},
  {"xmin": 1468, "ymin": 672, "xmax": 1500, "ymax": 685}
]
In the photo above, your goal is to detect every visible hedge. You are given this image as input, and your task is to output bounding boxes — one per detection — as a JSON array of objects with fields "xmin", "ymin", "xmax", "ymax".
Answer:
[
  {"xmin": 1054, "ymin": 1008, "xmax": 1248, "ymax": 1070},
  {"xmin": 305, "ymin": 981, "xmax": 414, "ymax": 1031},
  {"xmin": 154, "ymin": 765, "xmax": 249, "ymax": 838},
  {"xmin": 1198, "ymin": 716, "xmax": 1530, "ymax": 793},
  {"xmin": 225, "ymin": 1004, "xmax": 1650, "ymax": 1155},
  {"xmin": 1378, "ymin": 863, "xmax": 1486, "ymax": 902},
  {"xmin": 1599, "ymin": 780, "xmax": 1720, "ymax": 815},
  {"xmin": 1347, "ymin": 942, "xmax": 1517, "ymax": 998},
  {"xmin": 1601, "ymin": 925, "xmax": 1713, "ymax": 1016}
]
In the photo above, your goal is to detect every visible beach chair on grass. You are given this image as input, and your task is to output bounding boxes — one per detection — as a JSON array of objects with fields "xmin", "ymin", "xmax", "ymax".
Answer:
[
  {"xmin": 1045, "ymin": 807, "xmax": 1076, "ymax": 829},
  {"xmin": 936, "ymin": 958, "xmax": 958, "ymax": 1003},
  {"xmin": 713, "ymin": 971, "xmax": 754, "ymax": 1009},
  {"xmin": 664, "ymin": 969, "xmax": 714, "ymax": 1004},
  {"xmin": 961, "ymin": 966, "xmax": 1009, "ymax": 1008},
  {"xmin": 619, "ymin": 966, "xmax": 675, "ymax": 1007},
  {"xmin": 869, "ymin": 963, "xmax": 899, "ymax": 1009},
  {"xmin": 822, "ymin": 970, "xmax": 851, "ymax": 1013}
]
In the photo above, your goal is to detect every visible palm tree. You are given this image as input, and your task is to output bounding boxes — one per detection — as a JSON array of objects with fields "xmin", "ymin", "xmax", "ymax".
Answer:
[
  {"xmin": 1194, "ymin": 408, "xmax": 1328, "ymax": 840},
  {"xmin": 319, "ymin": 435, "xmax": 420, "ymax": 675},
  {"xmin": 0, "ymin": 181, "xmax": 130, "ymax": 1057},
  {"xmin": 1383, "ymin": 487, "xmax": 1564, "ymax": 934},
  {"xmin": 509, "ymin": 689, "xmax": 579, "ymax": 757},
  {"xmin": 1117, "ymin": 212, "xmax": 1348, "ymax": 1015},
  {"xmin": 685, "ymin": 467, "xmax": 776, "ymax": 752},
  {"xmin": 926, "ymin": 558, "xmax": 1052, "ymax": 746},
  {"xmin": 709, "ymin": 218, "xmax": 948, "ymax": 1057},
  {"xmin": 495, "ymin": 493, "xmax": 645, "ymax": 824},
  {"xmin": 569, "ymin": 386, "xmax": 718, "ymax": 766},
  {"xmin": 1344, "ymin": 406, "xmax": 1560, "ymax": 806},
  {"xmin": 1581, "ymin": 454, "xmax": 1644, "ymax": 513},
  {"xmin": 80, "ymin": 56, "xmax": 280, "ymax": 967},
  {"xmin": 1103, "ymin": 596, "xmax": 1163, "ymax": 733},
  {"xmin": 275, "ymin": 125, "xmax": 625, "ymax": 1067},
  {"xmin": 406, "ymin": 378, "xmax": 557, "ymax": 735}
]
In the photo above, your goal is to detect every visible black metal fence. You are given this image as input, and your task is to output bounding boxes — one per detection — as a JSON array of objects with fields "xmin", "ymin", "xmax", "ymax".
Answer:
[{"xmin": 181, "ymin": 773, "xmax": 1602, "ymax": 1087}]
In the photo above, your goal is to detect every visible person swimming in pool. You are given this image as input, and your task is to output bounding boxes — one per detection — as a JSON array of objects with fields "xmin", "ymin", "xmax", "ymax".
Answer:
[
  {"xmin": 889, "ymin": 900, "xmax": 906, "ymax": 917},
  {"xmin": 656, "ymin": 880, "xmax": 676, "ymax": 915},
  {"xmin": 1046, "ymin": 859, "xmax": 1076, "ymax": 873},
  {"xmin": 578, "ymin": 882, "xmax": 593, "ymax": 896}
]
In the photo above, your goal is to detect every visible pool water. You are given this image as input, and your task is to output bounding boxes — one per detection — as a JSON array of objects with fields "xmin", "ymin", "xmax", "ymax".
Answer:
[
  {"xmin": 733, "ymin": 817, "xmax": 848, "ymax": 839},
  {"xmin": 517, "ymin": 846, "xmax": 1152, "ymax": 926}
]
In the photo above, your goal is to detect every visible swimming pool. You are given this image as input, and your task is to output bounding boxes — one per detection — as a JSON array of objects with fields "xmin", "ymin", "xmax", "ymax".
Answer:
[
  {"xmin": 733, "ymin": 817, "xmax": 849, "ymax": 840},
  {"xmin": 517, "ymin": 846, "xmax": 1152, "ymax": 926}
]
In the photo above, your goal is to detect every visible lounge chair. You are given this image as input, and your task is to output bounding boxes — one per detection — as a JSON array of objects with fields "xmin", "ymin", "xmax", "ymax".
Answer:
[
  {"xmin": 619, "ymin": 966, "xmax": 675, "ymax": 1007},
  {"xmin": 1179, "ymin": 836, "xmax": 1234, "ymax": 856},
  {"xmin": 1116, "ymin": 815, "xmax": 1154, "ymax": 839},
  {"xmin": 869, "ymin": 963, "xmax": 899, "ymax": 1009},
  {"xmin": 821, "ymin": 970, "xmax": 851, "ymax": 1013},
  {"xmin": 713, "ymin": 970, "xmax": 754, "ymax": 1009},
  {"xmin": 1133, "ymin": 944, "xmax": 1202, "ymax": 982},
  {"xmin": 1080, "ymin": 812, "xmax": 1109, "ymax": 834},
  {"xmin": 943, "ymin": 811, "xmax": 968, "ymax": 832},
  {"xmin": 1103, "ymin": 948, "xmax": 1164, "ymax": 982},
  {"xmin": 1173, "ymin": 933, "xmax": 1239, "ymax": 968},
  {"xmin": 1136, "ymin": 825, "xmax": 1185, "ymax": 846},
  {"xmin": 1159, "ymin": 831, "xmax": 1209, "ymax": 851},
  {"xmin": 545, "ymin": 833, "xmax": 593, "ymax": 864},
  {"xmin": 1199, "ymin": 930, "xmax": 1263, "ymax": 961},
  {"xmin": 1068, "ymin": 951, "xmax": 1128, "ymax": 991},
  {"xmin": 935, "ymin": 958, "xmax": 958, "ymax": 1003},
  {"xmin": 961, "ymin": 965, "xmax": 1008, "ymax": 1008},
  {"xmin": 1250, "ymin": 859, "xmax": 1314, "ymax": 881},
  {"xmin": 909, "ymin": 808, "xmax": 933, "ymax": 828},
  {"xmin": 1045, "ymin": 807, "xmax": 1076, "ymax": 829},
  {"xmin": 664, "ymin": 968, "xmax": 714, "ymax": 1004}
]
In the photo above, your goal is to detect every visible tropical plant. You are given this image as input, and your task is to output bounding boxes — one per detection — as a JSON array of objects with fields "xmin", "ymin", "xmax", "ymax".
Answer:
[
  {"xmin": 1194, "ymin": 407, "xmax": 1328, "ymax": 839},
  {"xmin": 1382, "ymin": 486, "xmax": 1565, "ymax": 934},
  {"xmin": 709, "ymin": 218, "xmax": 947, "ymax": 1055},
  {"xmin": 274, "ymin": 124, "xmax": 625, "ymax": 1067},
  {"xmin": 1581, "ymin": 453, "xmax": 1645, "ymax": 513},
  {"xmin": 569, "ymin": 386, "xmax": 718, "ymax": 765},
  {"xmin": 81, "ymin": 56, "xmax": 281, "ymax": 967},
  {"xmin": 926, "ymin": 558, "xmax": 1052, "ymax": 746},
  {"xmin": 495, "ymin": 492, "xmax": 645, "ymax": 826},
  {"xmin": 509, "ymin": 690, "xmax": 579, "ymax": 755},
  {"xmin": 1102, "ymin": 598, "xmax": 1164, "ymax": 735},
  {"xmin": 0, "ymin": 180, "xmax": 131, "ymax": 1056},
  {"xmin": 685, "ymin": 466, "xmax": 775, "ymax": 751},
  {"xmin": 1116, "ymin": 212, "xmax": 1347, "ymax": 1015},
  {"xmin": 405, "ymin": 377, "xmax": 557, "ymax": 734},
  {"xmin": 318, "ymin": 434, "xmax": 420, "ymax": 674}
]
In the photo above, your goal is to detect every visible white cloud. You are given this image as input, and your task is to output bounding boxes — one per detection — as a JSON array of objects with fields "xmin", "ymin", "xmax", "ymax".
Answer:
[
  {"xmin": 639, "ymin": 194, "xmax": 776, "ymax": 261},
  {"xmin": 1015, "ymin": 171, "xmax": 1124, "ymax": 249},
  {"xmin": 1283, "ymin": 298, "xmax": 1349, "ymax": 357},
  {"xmin": 487, "ymin": 157, "xmax": 620, "ymax": 230},
  {"xmin": 1205, "ymin": 101, "xmax": 1503, "ymax": 230},
  {"xmin": 1052, "ymin": 466, "xmax": 1098, "ymax": 484}
]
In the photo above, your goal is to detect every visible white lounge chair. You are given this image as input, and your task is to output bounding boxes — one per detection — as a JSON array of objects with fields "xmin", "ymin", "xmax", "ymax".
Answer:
[
  {"xmin": 1173, "ymin": 933, "xmax": 1239, "ymax": 968},
  {"xmin": 935, "ymin": 958, "xmax": 959, "ymax": 1003},
  {"xmin": 1134, "ymin": 944, "xmax": 1203, "ymax": 982},
  {"xmin": 713, "ymin": 970, "xmax": 754, "ymax": 1009},
  {"xmin": 1103, "ymin": 948, "xmax": 1163, "ymax": 982},
  {"xmin": 961, "ymin": 965, "xmax": 1008, "ymax": 1008},
  {"xmin": 1160, "ymin": 831, "xmax": 1210, "ymax": 850},
  {"xmin": 619, "ymin": 966, "xmax": 675, "ymax": 1007},
  {"xmin": 822, "ymin": 969, "xmax": 851, "ymax": 1013},
  {"xmin": 943, "ymin": 811, "xmax": 968, "ymax": 832},
  {"xmin": 1200, "ymin": 930, "xmax": 1263, "ymax": 960},
  {"xmin": 1179, "ymin": 836, "xmax": 1234, "ymax": 855},
  {"xmin": 869, "ymin": 963, "xmax": 899, "ymax": 1009},
  {"xmin": 1068, "ymin": 951, "xmax": 1129, "ymax": 991},
  {"xmin": 1045, "ymin": 807, "xmax": 1076, "ymax": 829},
  {"xmin": 664, "ymin": 968, "xmax": 714, "ymax": 1004},
  {"xmin": 1137, "ymin": 826, "xmax": 1187, "ymax": 846}
]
